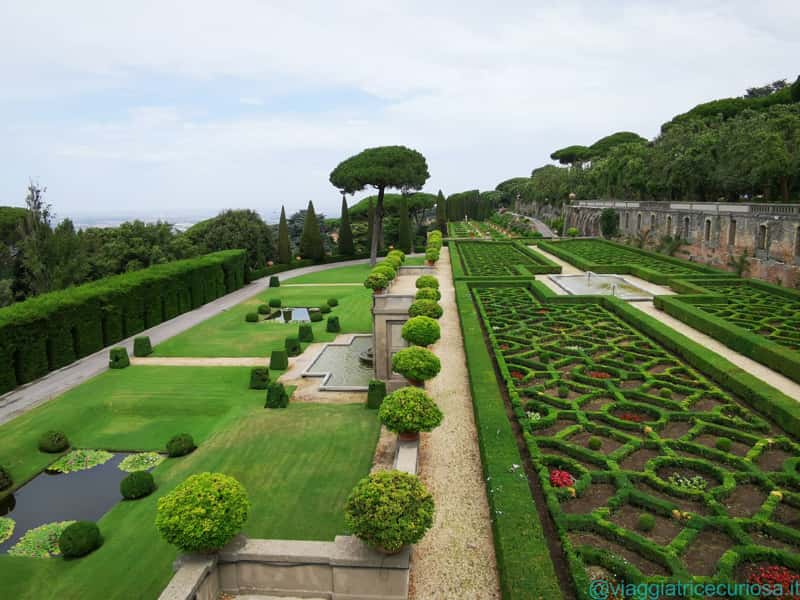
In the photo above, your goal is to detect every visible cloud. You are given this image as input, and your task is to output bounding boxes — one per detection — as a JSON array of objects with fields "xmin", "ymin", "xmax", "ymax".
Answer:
[{"xmin": 0, "ymin": 1, "xmax": 798, "ymax": 217}]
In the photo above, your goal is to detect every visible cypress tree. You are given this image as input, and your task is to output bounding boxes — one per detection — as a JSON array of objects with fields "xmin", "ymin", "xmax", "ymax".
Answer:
[
  {"xmin": 366, "ymin": 198, "xmax": 375, "ymax": 253},
  {"xmin": 338, "ymin": 195, "xmax": 355, "ymax": 256},
  {"xmin": 436, "ymin": 190, "xmax": 447, "ymax": 234},
  {"xmin": 278, "ymin": 206, "xmax": 290, "ymax": 264},
  {"xmin": 299, "ymin": 200, "xmax": 324, "ymax": 261},
  {"xmin": 398, "ymin": 195, "xmax": 411, "ymax": 253}
]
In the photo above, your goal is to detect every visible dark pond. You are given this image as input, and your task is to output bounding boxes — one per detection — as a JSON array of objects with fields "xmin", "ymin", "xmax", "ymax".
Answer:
[{"xmin": 0, "ymin": 452, "xmax": 133, "ymax": 553}]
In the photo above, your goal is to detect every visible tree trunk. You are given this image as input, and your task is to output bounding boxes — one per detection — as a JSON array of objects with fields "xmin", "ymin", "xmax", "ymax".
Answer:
[
  {"xmin": 781, "ymin": 176, "xmax": 789, "ymax": 203},
  {"xmin": 369, "ymin": 186, "xmax": 385, "ymax": 266}
]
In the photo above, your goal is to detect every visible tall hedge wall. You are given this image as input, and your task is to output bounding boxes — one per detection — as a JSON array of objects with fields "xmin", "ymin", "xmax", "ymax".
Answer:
[{"xmin": 0, "ymin": 250, "xmax": 246, "ymax": 394}]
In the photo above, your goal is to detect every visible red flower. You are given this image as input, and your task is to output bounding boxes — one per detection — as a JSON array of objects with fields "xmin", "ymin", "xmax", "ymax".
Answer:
[
  {"xmin": 550, "ymin": 469, "xmax": 574, "ymax": 488},
  {"xmin": 617, "ymin": 411, "xmax": 648, "ymax": 423},
  {"xmin": 510, "ymin": 370, "xmax": 524, "ymax": 380},
  {"xmin": 748, "ymin": 565, "xmax": 800, "ymax": 600},
  {"xmin": 500, "ymin": 344, "xmax": 510, "ymax": 351},
  {"xmin": 587, "ymin": 371, "xmax": 612, "ymax": 379}
]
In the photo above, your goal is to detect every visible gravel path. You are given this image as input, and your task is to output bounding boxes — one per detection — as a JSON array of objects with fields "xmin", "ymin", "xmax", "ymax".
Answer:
[
  {"xmin": 408, "ymin": 247, "xmax": 501, "ymax": 599},
  {"xmin": 0, "ymin": 259, "xmax": 374, "ymax": 425}
]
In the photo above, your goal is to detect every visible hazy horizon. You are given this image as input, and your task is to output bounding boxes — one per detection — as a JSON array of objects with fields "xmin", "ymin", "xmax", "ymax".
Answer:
[{"xmin": 1, "ymin": 1, "xmax": 798, "ymax": 220}]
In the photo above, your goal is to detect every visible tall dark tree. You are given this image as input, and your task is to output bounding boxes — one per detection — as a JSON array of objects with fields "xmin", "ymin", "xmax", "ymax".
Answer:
[
  {"xmin": 18, "ymin": 181, "xmax": 53, "ymax": 295},
  {"xmin": 277, "ymin": 206, "xmax": 291, "ymax": 264},
  {"xmin": 330, "ymin": 146, "xmax": 430, "ymax": 265},
  {"xmin": 435, "ymin": 190, "xmax": 447, "ymax": 234},
  {"xmin": 338, "ymin": 194, "xmax": 355, "ymax": 256},
  {"xmin": 397, "ymin": 194, "xmax": 411, "ymax": 253},
  {"xmin": 299, "ymin": 201, "xmax": 324, "ymax": 261}
]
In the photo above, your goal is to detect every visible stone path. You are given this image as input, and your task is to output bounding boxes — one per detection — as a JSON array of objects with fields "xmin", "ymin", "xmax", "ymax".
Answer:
[
  {"xmin": 408, "ymin": 247, "xmax": 501, "ymax": 599},
  {"xmin": 0, "ymin": 259, "xmax": 373, "ymax": 425},
  {"xmin": 531, "ymin": 246, "xmax": 800, "ymax": 402}
]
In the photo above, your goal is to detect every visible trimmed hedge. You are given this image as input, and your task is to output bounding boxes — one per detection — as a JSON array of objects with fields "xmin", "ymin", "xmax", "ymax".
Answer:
[
  {"xmin": 166, "ymin": 433, "xmax": 196, "ymax": 458},
  {"xmin": 309, "ymin": 310, "xmax": 323, "ymax": 323},
  {"xmin": 249, "ymin": 367, "xmax": 270, "ymax": 390},
  {"xmin": 59, "ymin": 521, "xmax": 103, "ymax": 558},
  {"xmin": 120, "ymin": 471, "xmax": 156, "ymax": 500},
  {"xmin": 269, "ymin": 276, "xmax": 280, "ymax": 288},
  {"xmin": 268, "ymin": 298, "xmax": 282, "ymax": 308},
  {"xmin": 265, "ymin": 381, "xmax": 289, "ymax": 408},
  {"xmin": 326, "ymin": 316, "xmax": 341, "ymax": 333},
  {"xmin": 0, "ymin": 250, "xmax": 246, "ymax": 395},
  {"xmin": 284, "ymin": 336, "xmax": 301, "ymax": 356},
  {"xmin": 109, "ymin": 347, "xmax": 129, "ymax": 369},
  {"xmin": 298, "ymin": 323, "xmax": 313, "ymax": 343},
  {"xmin": 133, "ymin": 336, "xmax": 153, "ymax": 357},
  {"xmin": 453, "ymin": 280, "xmax": 562, "ymax": 598},
  {"xmin": 245, "ymin": 312, "xmax": 259, "ymax": 323},
  {"xmin": 366, "ymin": 379, "xmax": 386, "ymax": 410},
  {"xmin": 270, "ymin": 350, "xmax": 288, "ymax": 370},
  {"xmin": 0, "ymin": 465, "xmax": 13, "ymax": 491},
  {"xmin": 38, "ymin": 430, "xmax": 69, "ymax": 453}
]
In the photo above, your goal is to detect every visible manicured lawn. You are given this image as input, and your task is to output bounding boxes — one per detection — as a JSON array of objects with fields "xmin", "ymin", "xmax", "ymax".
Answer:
[
  {"xmin": 0, "ymin": 366, "xmax": 379, "ymax": 600},
  {"xmin": 154, "ymin": 285, "xmax": 372, "ymax": 357},
  {"xmin": 284, "ymin": 255, "xmax": 425, "ymax": 285}
]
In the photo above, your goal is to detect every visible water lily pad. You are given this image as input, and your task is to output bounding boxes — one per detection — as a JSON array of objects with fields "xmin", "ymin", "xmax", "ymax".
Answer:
[
  {"xmin": 8, "ymin": 521, "xmax": 75, "ymax": 558},
  {"xmin": 48, "ymin": 449, "xmax": 114, "ymax": 473},
  {"xmin": 118, "ymin": 452, "xmax": 165, "ymax": 472},
  {"xmin": 0, "ymin": 517, "xmax": 14, "ymax": 544}
]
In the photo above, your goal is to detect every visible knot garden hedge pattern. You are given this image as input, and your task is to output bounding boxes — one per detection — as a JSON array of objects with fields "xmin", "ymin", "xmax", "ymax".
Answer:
[
  {"xmin": 474, "ymin": 284, "xmax": 800, "ymax": 595},
  {"xmin": 453, "ymin": 240, "xmax": 560, "ymax": 277}
]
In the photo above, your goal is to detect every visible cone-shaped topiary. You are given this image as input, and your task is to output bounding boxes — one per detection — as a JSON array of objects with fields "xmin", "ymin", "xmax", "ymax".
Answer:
[
  {"xmin": 59, "ymin": 521, "xmax": 103, "ymax": 558},
  {"xmin": 326, "ymin": 316, "xmax": 341, "ymax": 333},
  {"xmin": 401, "ymin": 316, "xmax": 441, "ymax": 347},
  {"xmin": 109, "ymin": 347, "xmax": 129, "ymax": 369},
  {"xmin": 38, "ymin": 430, "xmax": 69, "ymax": 453},
  {"xmin": 278, "ymin": 206, "xmax": 291, "ymax": 264},
  {"xmin": 391, "ymin": 347, "xmax": 441, "ymax": 383},
  {"xmin": 285, "ymin": 336, "xmax": 301, "ymax": 356},
  {"xmin": 366, "ymin": 379, "xmax": 387, "ymax": 410},
  {"xmin": 120, "ymin": 471, "xmax": 156, "ymax": 500},
  {"xmin": 298, "ymin": 325, "xmax": 312, "ymax": 344},
  {"xmin": 299, "ymin": 200, "xmax": 325, "ymax": 261},
  {"xmin": 166, "ymin": 433, "xmax": 196, "ymax": 457},
  {"xmin": 415, "ymin": 275, "xmax": 438, "ymax": 289},
  {"xmin": 249, "ymin": 367, "xmax": 270, "ymax": 390},
  {"xmin": 270, "ymin": 349, "xmax": 288, "ymax": 370},
  {"xmin": 379, "ymin": 386, "xmax": 443, "ymax": 434},
  {"xmin": 156, "ymin": 473, "xmax": 250, "ymax": 552},
  {"xmin": 408, "ymin": 299, "xmax": 443, "ymax": 319},
  {"xmin": 338, "ymin": 195, "xmax": 355, "ymax": 256},
  {"xmin": 265, "ymin": 382, "xmax": 289, "ymax": 408},
  {"xmin": 344, "ymin": 470, "xmax": 434, "ymax": 553},
  {"xmin": 133, "ymin": 336, "xmax": 153, "ymax": 357}
]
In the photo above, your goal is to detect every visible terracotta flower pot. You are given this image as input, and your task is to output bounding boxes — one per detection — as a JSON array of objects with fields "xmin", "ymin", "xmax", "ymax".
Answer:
[{"xmin": 398, "ymin": 431, "xmax": 420, "ymax": 442}]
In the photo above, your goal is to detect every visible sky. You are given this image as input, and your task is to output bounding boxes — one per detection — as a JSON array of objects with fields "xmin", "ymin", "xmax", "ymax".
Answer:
[{"xmin": 0, "ymin": 1, "xmax": 798, "ymax": 223}]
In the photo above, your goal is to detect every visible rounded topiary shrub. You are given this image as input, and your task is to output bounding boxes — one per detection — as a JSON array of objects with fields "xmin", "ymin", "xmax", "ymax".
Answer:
[
  {"xmin": 120, "ymin": 471, "xmax": 156, "ymax": 500},
  {"xmin": 319, "ymin": 303, "xmax": 332, "ymax": 314},
  {"xmin": 415, "ymin": 275, "xmax": 439, "ymax": 289},
  {"xmin": 59, "ymin": 521, "xmax": 102, "ymax": 558},
  {"xmin": 379, "ymin": 387, "xmax": 443, "ymax": 434},
  {"xmin": 269, "ymin": 276, "xmax": 280, "ymax": 288},
  {"xmin": 265, "ymin": 382, "xmax": 290, "ymax": 409},
  {"xmin": 345, "ymin": 470, "xmax": 434, "ymax": 553},
  {"xmin": 415, "ymin": 288, "xmax": 441, "ymax": 301},
  {"xmin": 364, "ymin": 271, "xmax": 389, "ymax": 292},
  {"xmin": 285, "ymin": 336, "xmax": 301, "ymax": 356},
  {"xmin": 716, "ymin": 437, "xmax": 733, "ymax": 452},
  {"xmin": 0, "ymin": 466, "xmax": 12, "ymax": 491},
  {"xmin": 38, "ymin": 430, "xmax": 69, "ymax": 453},
  {"xmin": 257, "ymin": 304, "xmax": 271, "ymax": 315},
  {"xmin": 326, "ymin": 316, "xmax": 341, "ymax": 333},
  {"xmin": 298, "ymin": 323, "xmax": 313, "ymax": 343},
  {"xmin": 309, "ymin": 310, "xmax": 323, "ymax": 323},
  {"xmin": 588, "ymin": 436, "xmax": 602, "ymax": 451},
  {"xmin": 391, "ymin": 347, "xmax": 441, "ymax": 383},
  {"xmin": 425, "ymin": 248, "xmax": 439, "ymax": 263},
  {"xmin": 270, "ymin": 349, "xmax": 289, "ymax": 370},
  {"xmin": 166, "ymin": 433, "xmax": 196, "ymax": 458},
  {"xmin": 133, "ymin": 336, "xmax": 153, "ymax": 357},
  {"xmin": 245, "ymin": 312, "xmax": 259, "ymax": 323},
  {"xmin": 156, "ymin": 472, "xmax": 250, "ymax": 552},
  {"xmin": 659, "ymin": 387, "xmax": 672, "ymax": 399},
  {"xmin": 401, "ymin": 316, "xmax": 441, "ymax": 347},
  {"xmin": 249, "ymin": 367, "xmax": 270, "ymax": 390},
  {"xmin": 636, "ymin": 513, "xmax": 655, "ymax": 532},
  {"xmin": 109, "ymin": 347, "xmax": 130, "ymax": 369},
  {"xmin": 408, "ymin": 300, "xmax": 443, "ymax": 320},
  {"xmin": 268, "ymin": 298, "xmax": 282, "ymax": 308},
  {"xmin": 366, "ymin": 379, "xmax": 387, "ymax": 410},
  {"xmin": 373, "ymin": 265, "xmax": 396, "ymax": 281},
  {"xmin": 327, "ymin": 298, "xmax": 338, "ymax": 307}
]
